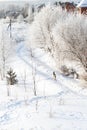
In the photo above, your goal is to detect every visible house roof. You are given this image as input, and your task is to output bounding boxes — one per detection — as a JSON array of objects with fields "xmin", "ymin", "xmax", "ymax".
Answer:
[{"xmin": 77, "ymin": 0, "xmax": 87, "ymax": 7}]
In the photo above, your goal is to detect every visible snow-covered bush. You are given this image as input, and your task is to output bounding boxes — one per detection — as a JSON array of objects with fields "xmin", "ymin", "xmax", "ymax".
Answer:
[
  {"xmin": 60, "ymin": 65, "xmax": 79, "ymax": 78},
  {"xmin": 60, "ymin": 65, "xmax": 69, "ymax": 76}
]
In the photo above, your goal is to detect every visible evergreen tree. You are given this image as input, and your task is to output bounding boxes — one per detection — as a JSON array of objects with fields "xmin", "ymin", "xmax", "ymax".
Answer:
[{"xmin": 6, "ymin": 68, "xmax": 18, "ymax": 85}]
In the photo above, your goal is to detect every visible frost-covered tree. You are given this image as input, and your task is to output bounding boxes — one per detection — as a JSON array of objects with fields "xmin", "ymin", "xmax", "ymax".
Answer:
[
  {"xmin": 53, "ymin": 14, "xmax": 87, "ymax": 74},
  {"xmin": 0, "ymin": 22, "xmax": 13, "ymax": 79},
  {"xmin": 27, "ymin": 6, "xmax": 87, "ymax": 79},
  {"xmin": 27, "ymin": 6, "xmax": 66, "ymax": 56}
]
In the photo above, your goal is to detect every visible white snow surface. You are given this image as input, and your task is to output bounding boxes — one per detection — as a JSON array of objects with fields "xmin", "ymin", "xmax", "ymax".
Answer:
[{"xmin": 0, "ymin": 20, "xmax": 87, "ymax": 130}]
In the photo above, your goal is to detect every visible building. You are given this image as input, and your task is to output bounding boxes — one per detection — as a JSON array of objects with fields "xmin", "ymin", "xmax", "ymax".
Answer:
[{"xmin": 77, "ymin": 0, "xmax": 87, "ymax": 14}]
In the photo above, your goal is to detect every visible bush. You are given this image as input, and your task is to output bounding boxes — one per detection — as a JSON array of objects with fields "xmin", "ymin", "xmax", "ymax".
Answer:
[
  {"xmin": 61, "ymin": 65, "xmax": 79, "ymax": 79},
  {"xmin": 60, "ymin": 65, "xmax": 69, "ymax": 76}
]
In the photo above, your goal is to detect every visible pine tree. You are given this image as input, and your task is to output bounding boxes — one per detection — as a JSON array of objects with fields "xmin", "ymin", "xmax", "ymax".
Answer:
[{"xmin": 6, "ymin": 68, "xmax": 18, "ymax": 85}]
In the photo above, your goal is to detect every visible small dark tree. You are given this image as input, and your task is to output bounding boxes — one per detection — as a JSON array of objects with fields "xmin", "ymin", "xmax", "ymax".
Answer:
[
  {"xmin": 53, "ymin": 71, "xmax": 56, "ymax": 80},
  {"xmin": 6, "ymin": 68, "xmax": 18, "ymax": 85}
]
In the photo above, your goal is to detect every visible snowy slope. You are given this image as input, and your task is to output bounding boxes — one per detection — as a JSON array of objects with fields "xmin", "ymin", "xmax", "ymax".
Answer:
[{"xmin": 0, "ymin": 21, "xmax": 87, "ymax": 130}]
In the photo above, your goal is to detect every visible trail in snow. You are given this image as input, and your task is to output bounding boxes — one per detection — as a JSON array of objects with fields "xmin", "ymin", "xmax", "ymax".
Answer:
[{"xmin": 16, "ymin": 42, "xmax": 87, "ymax": 98}]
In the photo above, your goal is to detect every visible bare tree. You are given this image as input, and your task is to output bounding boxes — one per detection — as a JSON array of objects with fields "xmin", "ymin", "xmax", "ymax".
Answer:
[
  {"xmin": 21, "ymin": 70, "xmax": 27, "ymax": 92},
  {"xmin": 7, "ymin": 19, "xmax": 12, "ymax": 38},
  {"xmin": 30, "ymin": 48, "xmax": 37, "ymax": 96}
]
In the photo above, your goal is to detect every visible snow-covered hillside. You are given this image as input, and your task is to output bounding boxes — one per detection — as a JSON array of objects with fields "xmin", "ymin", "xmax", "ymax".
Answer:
[{"xmin": 0, "ymin": 19, "xmax": 87, "ymax": 130}]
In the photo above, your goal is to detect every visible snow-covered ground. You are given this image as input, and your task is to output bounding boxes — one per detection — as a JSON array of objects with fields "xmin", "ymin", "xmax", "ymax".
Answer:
[{"xmin": 0, "ymin": 21, "xmax": 87, "ymax": 130}]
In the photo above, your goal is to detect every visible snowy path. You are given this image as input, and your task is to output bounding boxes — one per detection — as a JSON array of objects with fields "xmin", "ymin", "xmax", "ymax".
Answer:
[{"xmin": 16, "ymin": 43, "xmax": 87, "ymax": 98}]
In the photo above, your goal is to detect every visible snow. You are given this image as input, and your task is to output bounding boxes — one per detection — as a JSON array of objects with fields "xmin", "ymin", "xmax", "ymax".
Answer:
[
  {"xmin": 77, "ymin": 0, "xmax": 87, "ymax": 7},
  {"xmin": 0, "ymin": 20, "xmax": 87, "ymax": 130}
]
